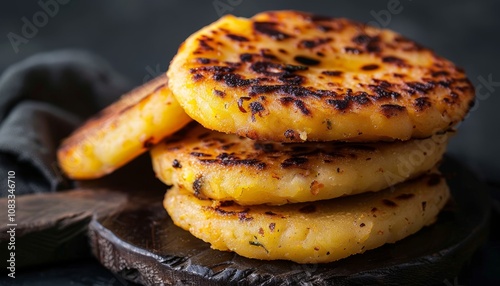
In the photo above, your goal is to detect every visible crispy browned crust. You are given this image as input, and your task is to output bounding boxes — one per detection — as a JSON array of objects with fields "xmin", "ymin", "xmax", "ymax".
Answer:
[
  {"xmin": 60, "ymin": 75, "xmax": 169, "ymax": 151},
  {"xmin": 57, "ymin": 74, "xmax": 192, "ymax": 179},
  {"xmin": 151, "ymin": 123, "xmax": 449, "ymax": 205},
  {"xmin": 168, "ymin": 10, "xmax": 475, "ymax": 142}
]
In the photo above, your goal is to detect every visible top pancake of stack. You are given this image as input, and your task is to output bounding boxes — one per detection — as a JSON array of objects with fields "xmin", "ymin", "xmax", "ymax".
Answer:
[{"xmin": 167, "ymin": 10, "xmax": 474, "ymax": 142}]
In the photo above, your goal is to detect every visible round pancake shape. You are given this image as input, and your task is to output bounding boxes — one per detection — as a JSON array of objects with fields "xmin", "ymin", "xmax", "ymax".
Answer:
[
  {"xmin": 151, "ymin": 123, "xmax": 450, "ymax": 205},
  {"xmin": 58, "ymin": 75, "xmax": 192, "ymax": 179},
  {"xmin": 164, "ymin": 171, "xmax": 450, "ymax": 263},
  {"xmin": 167, "ymin": 11, "xmax": 474, "ymax": 142}
]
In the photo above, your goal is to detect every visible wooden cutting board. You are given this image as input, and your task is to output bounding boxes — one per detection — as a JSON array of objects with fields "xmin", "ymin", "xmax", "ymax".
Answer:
[{"xmin": 83, "ymin": 155, "xmax": 490, "ymax": 285}]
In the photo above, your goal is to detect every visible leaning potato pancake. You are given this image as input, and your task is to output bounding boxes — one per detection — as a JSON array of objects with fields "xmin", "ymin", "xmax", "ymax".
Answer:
[
  {"xmin": 168, "ymin": 10, "xmax": 474, "ymax": 142},
  {"xmin": 151, "ymin": 123, "xmax": 449, "ymax": 205},
  {"xmin": 58, "ymin": 74, "xmax": 192, "ymax": 179},
  {"xmin": 164, "ymin": 171, "xmax": 450, "ymax": 263}
]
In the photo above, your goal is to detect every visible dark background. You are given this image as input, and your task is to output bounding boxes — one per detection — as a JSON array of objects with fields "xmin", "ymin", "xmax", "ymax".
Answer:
[
  {"xmin": 1, "ymin": 0, "xmax": 499, "ymax": 182},
  {"xmin": 1, "ymin": 0, "xmax": 499, "ymax": 285}
]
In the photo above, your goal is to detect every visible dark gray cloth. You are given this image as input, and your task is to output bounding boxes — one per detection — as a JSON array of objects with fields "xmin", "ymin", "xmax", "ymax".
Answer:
[{"xmin": 0, "ymin": 50, "xmax": 131, "ymax": 196}]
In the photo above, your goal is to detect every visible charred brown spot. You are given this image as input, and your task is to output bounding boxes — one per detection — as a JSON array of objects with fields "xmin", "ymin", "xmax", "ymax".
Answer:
[
  {"xmin": 369, "ymin": 81, "xmax": 401, "ymax": 100},
  {"xmin": 310, "ymin": 180, "xmax": 324, "ymax": 196},
  {"xmin": 380, "ymin": 104, "xmax": 406, "ymax": 118},
  {"xmin": 294, "ymin": 55, "xmax": 320, "ymax": 66},
  {"xmin": 352, "ymin": 34, "xmax": 372, "ymax": 45},
  {"xmin": 226, "ymin": 33, "xmax": 249, "ymax": 42},
  {"xmin": 259, "ymin": 49, "xmax": 278, "ymax": 60},
  {"xmin": 396, "ymin": 193, "xmax": 415, "ymax": 200},
  {"xmin": 197, "ymin": 132, "xmax": 210, "ymax": 139},
  {"xmin": 192, "ymin": 74, "xmax": 204, "ymax": 81},
  {"xmin": 284, "ymin": 129, "xmax": 297, "ymax": 140},
  {"xmin": 281, "ymin": 157, "xmax": 308, "ymax": 168},
  {"xmin": 142, "ymin": 137, "xmax": 155, "ymax": 148},
  {"xmin": 299, "ymin": 204, "xmax": 317, "ymax": 213},
  {"xmin": 197, "ymin": 57, "xmax": 212, "ymax": 64},
  {"xmin": 382, "ymin": 199, "xmax": 398, "ymax": 207},
  {"xmin": 422, "ymin": 201, "xmax": 427, "ymax": 211},
  {"xmin": 249, "ymin": 101, "xmax": 265, "ymax": 119},
  {"xmin": 382, "ymin": 56, "xmax": 406, "ymax": 66},
  {"xmin": 238, "ymin": 209, "xmax": 253, "ymax": 221},
  {"xmin": 279, "ymin": 96, "xmax": 294, "ymax": 106},
  {"xmin": 414, "ymin": 97, "xmax": 432, "ymax": 111},
  {"xmin": 211, "ymin": 207, "xmax": 236, "ymax": 216},
  {"xmin": 172, "ymin": 159, "xmax": 182, "ymax": 168},
  {"xmin": 361, "ymin": 64, "xmax": 379, "ymax": 71},
  {"xmin": 213, "ymin": 89, "xmax": 225, "ymax": 97},
  {"xmin": 327, "ymin": 99, "xmax": 350, "ymax": 111},
  {"xmin": 250, "ymin": 85, "xmax": 336, "ymax": 98},
  {"xmin": 253, "ymin": 142, "xmax": 275, "ymax": 153},
  {"xmin": 237, "ymin": 96, "xmax": 251, "ymax": 113},
  {"xmin": 216, "ymin": 73, "xmax": 256, "ymax": 88},
  {"xmin": 432, "ymin": 71, "xmax": 450, "ymax": 77},
  {"xmin": 408, "ymin": 82, "xmax": 436, "ymax": 96},
  {"xmin": 198, "ymin": 39, "xmax": 214, "ymax": 51},
  {"xmin": 360, "ymin": 223, "xmax": 366, "ymax": 227},
  {"xmin": 221, "ymin": 143, "xmax": 236, "ymax": 150},
  {"xmin": 265, "ymin": 211, "xmax": 278, "ymax": 216},
  {"xmin": 240, "ymin": 53, "xmax": 253, "ymax": 62},
  {"xmin": 193, "ymin": 176, "xmax": 203, "ymax": 197},
  {"xmin": 346, "ymin": 93, "xmax": 371, "ymax": 105},
  {"xmin": 219, "ymin": 201, "xmax": 234, "ymax": 207},
  {"xmin": 299, "ymin": 37, "xmax": 332, "ymax": 48},
  {"xmin": 190, "ymin": 65, "xmax": 235, "ymax": 74},
  {"xmin": 200, "ymin": 157, "xmax": 266, "ymax": 170},
  {"xmin": 190, "ymin": 152, "xmax": 211, "ymax": 157},
  {"xmin": 366, "ymin": 36, "xmax": 382, "ymax": 53},
  {"xmin": 269, "ymin": 223, "xmax": 276, "ymax": 232},
  {"xmin": 322, "ymin": 70, "xmax": 343, "ymax": 77},
  {"xmin": 427, "ymin": 174, "xmax": 442, "ymax": 186},
  {"xmin": 294, "ymin": 100, "xmax": 310, "ymax": 115},
  {"xmin": 253, "ymin": 21, "xmax": 291, "ymax": 40}
]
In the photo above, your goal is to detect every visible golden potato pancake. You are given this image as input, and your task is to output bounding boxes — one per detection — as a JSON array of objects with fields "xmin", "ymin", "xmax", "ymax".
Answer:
[
  {"xmin": 168, "ymin": 11, "xmax": 474, "ymax": 142},
  {"xmin": 58, "ymin": 75, "xmax": 192, "ymax": 179},
  {"xmin": 151, "ymin": 123, "xmax": 449, "ymax": 205},
  {"xmin": 165, "ymin": 171, "xmax": 450, "ymax": 263}
]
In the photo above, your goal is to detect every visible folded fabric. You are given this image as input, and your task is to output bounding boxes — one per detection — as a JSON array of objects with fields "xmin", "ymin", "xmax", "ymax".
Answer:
[{"xmin": 0, "ymin": 50, "xmax": 131, "ymax": 196}]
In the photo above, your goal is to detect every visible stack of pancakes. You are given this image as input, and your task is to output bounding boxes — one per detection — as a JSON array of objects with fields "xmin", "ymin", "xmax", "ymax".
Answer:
[{"xmin": 57, "ymin": 11, "xmax": 475, "ymax": 263}]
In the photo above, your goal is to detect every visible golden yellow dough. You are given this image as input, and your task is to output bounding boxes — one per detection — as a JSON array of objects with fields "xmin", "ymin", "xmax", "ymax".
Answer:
[
  {"xmin": 168, "ymin": 10, "xmax": 474, "ymax": 142},
  {"xmin": 151, "ymin": 123, "xmax": 449, "ymax": 205},
  {"xmin": 164, "ymin": 171, "xmax": 450, "ymax": 263},
  {"xmin": 58, "ymin": 75, "xmax": 192, "ymax": 179}
]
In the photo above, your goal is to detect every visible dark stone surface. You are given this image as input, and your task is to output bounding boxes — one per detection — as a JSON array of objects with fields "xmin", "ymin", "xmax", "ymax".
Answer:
[{"xmin": 88, "ymin": 156, "xmax": 490, "ymax": 285}]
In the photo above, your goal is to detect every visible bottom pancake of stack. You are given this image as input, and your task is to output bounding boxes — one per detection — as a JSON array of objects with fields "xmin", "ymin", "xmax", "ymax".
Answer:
[
  {"xmin": 151, "ymin": 124, "xmax": 451, "ymax": 263},
  {"xmin": 164, "ymin": 172, "xmax": 449, "ymax": 263}
]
